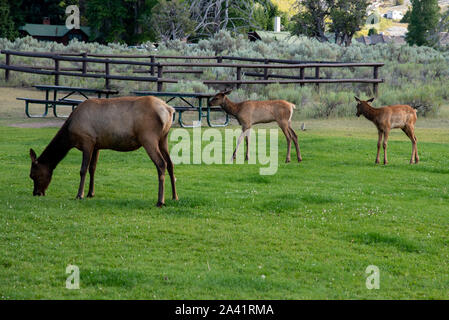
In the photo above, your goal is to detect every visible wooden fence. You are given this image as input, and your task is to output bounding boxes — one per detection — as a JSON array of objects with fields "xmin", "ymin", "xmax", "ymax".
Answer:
[{"xmin": 0, "ymin": 50, "xmax": 384, "ymax": 95}]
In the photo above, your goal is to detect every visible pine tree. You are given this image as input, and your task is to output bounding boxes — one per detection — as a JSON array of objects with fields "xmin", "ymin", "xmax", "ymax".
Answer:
[
  {"xmin": 0, "ymin": 0, "xmax": 18, "ymax": 40},
  {"xmin": 406, "ymin": 0, "xmax": 440, "ymax": 46}
]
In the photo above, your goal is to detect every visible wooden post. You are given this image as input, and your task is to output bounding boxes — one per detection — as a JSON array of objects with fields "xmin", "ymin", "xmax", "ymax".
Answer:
[
  {"xmin": 82, "ymin": 52, "xmax": 87, "ymax": 74},
  {"xmin": 299, "ymin": 67, "xmax": 305, "ymax": 87},
  {"xmin": 236, "ymin": 67, "xmax": 242, "ymax": 89},
  {"xmin": 264, "ymin": 59, "xmax": 269, "ymax": 80},
  {"xmin": 217, "ymin": 56, "xmax": 223, "ymax": 64},
  {"xmin": 373, "ymin": 66, "xmax": 379, "ymax": 97},
  {"xmin": 157, "ymin": 65, "xmax": 164, "ymax": 92},
  {"xmin": 105, "ymin": 61, "xmax": 110, "ymax": 89},
  {"xmin": 315, "ymin": 66, "xmax": 320, "ymax": 92},
  {"xmin": 54, "ymin": 58, "xmax": 60, "ymax": 85},
  {"xmin": 5, "ymin": 53, "xmax": 10, "ymax": 82},
  {"xmin": 150, "ymin": 55, "xmax": 155, "ymax": 75}
]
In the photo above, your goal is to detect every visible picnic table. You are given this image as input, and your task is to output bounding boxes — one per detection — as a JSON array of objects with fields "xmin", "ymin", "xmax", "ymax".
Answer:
[
  {"xmin": 133, "ymin": 91, "xmax": 229, "ymax": 128},
  {"xmin": 18, "ymin": 85, "xmax": 119, "ymax": 118}
]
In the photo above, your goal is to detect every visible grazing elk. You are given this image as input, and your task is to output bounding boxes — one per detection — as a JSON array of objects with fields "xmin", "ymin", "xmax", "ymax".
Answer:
[
  {"xmin": 355, "ymin": 97, "xmax": 419, "ymax": 165},
  {"xmin": 29, "ymin": 96, "xmax": 178, "ymax": 207},
  {"xmin": 209, "ymin": 90, "xmax": 302, "ymax": 163}
]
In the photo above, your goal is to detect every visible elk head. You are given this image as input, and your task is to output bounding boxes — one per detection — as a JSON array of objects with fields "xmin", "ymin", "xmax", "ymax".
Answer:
[
  {"xmin": 354, "ymin": 97, "xmax": 374, "ymax": 117},
  {"xmin": 29, "ymin": 148, "xmax": 52, "ymax": 196},
  {"xmin": 209, "ymin": 89, "xmax": 233, "ymax": 107}
]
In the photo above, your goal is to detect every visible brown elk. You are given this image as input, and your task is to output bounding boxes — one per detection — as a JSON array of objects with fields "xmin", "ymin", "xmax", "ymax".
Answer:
[
  {"xmin": 29, "ymin": 96, "xmax": 178, "ymax": 207},
  {"xmin": 355, "ymin": 97, "xmax": 419, "ymax": 165},
  {"xmin": 209, "ymin": 90, "xmax": 302, "ymax": 163}
]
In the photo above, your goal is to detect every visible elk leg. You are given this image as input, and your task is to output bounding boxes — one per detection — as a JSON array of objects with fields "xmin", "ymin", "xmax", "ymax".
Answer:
[
  {"xmin": 159, "ymin": 134, "xmax": 178, "ymax": 201},
  {"xmin": 87, "ymin": 149, "xmax": 99, "ymax": 198},
  {"xmin": 383, "ymin": 130, "xmax": 390, "ymax": 165},
  {"xmin": 142, "ymin": 140, "xmax": 167, "ymax": 207},
  {"xmin": 414, "ymin": 133, "xmax": 419, "ymax": 164},
  {"xmin": 279, "ymin": 122, "xmax": 292, "ymax": 163},
  {"xmin": 76, "ymin": 147, "xmax": 94, "ymax": 199},
  {"xmin": 245, "ymin": 133, "xmax": 250, "ymax": 161},
  {"xmin": 403, "ymin": 126, "xmax": 419, "ymax": 164},
  {"xmin": 288, "ymin": 123, "xmax": 302, "ymax": 162},
  {"xmin": 232, "ymin": 128, "xmax": 249, "ymax": 162},
  {"xmin": 376, "ymin": 130, "xmax": 382, "ymax": 164}
]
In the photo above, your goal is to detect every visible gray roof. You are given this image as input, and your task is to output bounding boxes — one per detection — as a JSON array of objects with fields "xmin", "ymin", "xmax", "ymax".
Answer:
[{"xmin": 19, "ymin": 24, "xmax": 91, "ymax": 37}]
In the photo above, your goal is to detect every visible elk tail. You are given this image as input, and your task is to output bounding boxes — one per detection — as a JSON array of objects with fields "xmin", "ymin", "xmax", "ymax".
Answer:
[{"xmin": 156, "ymin": 101, "xmax": 175, "ymax": 134}]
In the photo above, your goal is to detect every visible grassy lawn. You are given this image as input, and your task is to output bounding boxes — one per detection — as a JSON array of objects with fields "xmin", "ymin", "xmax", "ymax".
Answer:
[{"xmin": 1, "ymin": 108, "xmax": 448, "ymax": 299}]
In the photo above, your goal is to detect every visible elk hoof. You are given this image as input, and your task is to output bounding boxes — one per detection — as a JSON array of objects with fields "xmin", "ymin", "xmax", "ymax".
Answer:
[
  {"xmin": 87, "ymin": 193, "xmax": 95, "ymax": 198},
  {"xmin": 156, "ymin": 202, "xmax": 165, "ymax": 208},
  {"xmin": 298, "ymin": 158, "xmax": 302, "ymax": 163},
  {"xmin": 173, "ymin": 196, "xmax": 179, "ymax": 201},
  {"xmin": 285, "ymin": 158, "xmax": 291, "ymax": 163},
  {"xmin": 76, "ymin": 195, "xmax": 84, "ymax": 200}
]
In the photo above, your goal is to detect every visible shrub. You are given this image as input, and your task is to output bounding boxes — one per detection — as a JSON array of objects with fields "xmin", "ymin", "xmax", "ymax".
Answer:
[{"xmin": 0, "ymin": 32, "xmax": 448, "ymax": 119}]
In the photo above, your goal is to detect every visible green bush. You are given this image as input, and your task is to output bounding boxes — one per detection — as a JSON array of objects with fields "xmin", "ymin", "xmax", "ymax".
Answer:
[{"xmin": 1, "ymin": 32, "xmax": 448, "ymax": 118}]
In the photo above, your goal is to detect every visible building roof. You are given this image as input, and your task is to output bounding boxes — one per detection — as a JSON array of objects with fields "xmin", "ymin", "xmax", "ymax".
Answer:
[{"xmin": 19, "ymin": 24, "xmax": 91, "ymax": 37}]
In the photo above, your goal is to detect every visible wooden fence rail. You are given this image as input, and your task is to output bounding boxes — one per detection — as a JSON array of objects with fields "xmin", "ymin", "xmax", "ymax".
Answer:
[{"xmin": 0, "ymin": 50, "xmax": 384, "ymax": 95}]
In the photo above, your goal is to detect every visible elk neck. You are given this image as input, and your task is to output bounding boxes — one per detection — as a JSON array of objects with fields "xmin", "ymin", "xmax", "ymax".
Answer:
[
  {"xmin": 221, "ymin": 96, "xmax": 241, "ymax": 116},
  {"xmin": 37, "ymin": 121, "xmax": 73, "ymax": 171},
  {"xmin": 360, "ymin": 102, "xmax": 380, "ymax": 122}
]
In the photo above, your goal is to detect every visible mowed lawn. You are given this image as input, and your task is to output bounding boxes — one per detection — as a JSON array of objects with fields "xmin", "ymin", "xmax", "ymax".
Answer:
[{"xmin": 0, "ymin": 119, "xmax": 448, "ymax": 299}]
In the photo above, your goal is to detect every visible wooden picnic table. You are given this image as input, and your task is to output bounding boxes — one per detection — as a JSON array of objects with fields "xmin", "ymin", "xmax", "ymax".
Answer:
[
  {"xmin": 133, "ymin": 91, "xmax": 229, "ymax": 128},
  {"xmin": 18, "ymin": 85, "xmax": 119, "ymax": 118}
]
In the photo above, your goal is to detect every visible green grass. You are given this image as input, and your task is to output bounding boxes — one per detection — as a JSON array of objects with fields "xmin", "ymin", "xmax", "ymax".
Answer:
[{"xmin": 0, "ymin": 123, "xmax": 448, "ymax": 300}]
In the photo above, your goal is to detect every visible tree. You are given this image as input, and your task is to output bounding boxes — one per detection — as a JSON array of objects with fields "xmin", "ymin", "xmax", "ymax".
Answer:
[
  {"xmin": 329, "ymin": 0, "xmax": 369, "ymax": 46},
  {"xmin": 187, "ymin": 0, "xmax": 267, "ymax": 38},
  {"xmin": 400, "ymin": 8, "xmax": 411, "ymax": 23},
  {"xmin": 86, "ymin": 0, "xmax": 128, "ymax": 43},
  {"xmin": 254, "ymin": 2, "xmax": 290, "ymax": 32},
  {"xmin": 150, "ymin": 0, "xmax": 196, "ymax": 42},
  {"xmin": 291, "ymin": 0, "xmax": 334, "ymax": 42},
  {"xmin": 0, "ymin": 0, "xmax": 18, "ymax": 40},
  {"xmin": 368, "ymin": 27, "xmax": 378, "ymax": 36},
  {"xmin": 406, "ymin": 0, "xmax": 440, "ymax": 46}
]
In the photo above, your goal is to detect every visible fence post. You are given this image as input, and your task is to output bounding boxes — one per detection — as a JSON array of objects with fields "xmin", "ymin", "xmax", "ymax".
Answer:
[
  {"xmin": 157, "ymin": 64, "xmax": 164, "ymax": 92},
  {"xmin": 105, "ymin": 60, "xmax": 110, "ymax": 89},
  {"xmin": 82, "ymin": 52, "xmax": 87, "ymax": 74},
  {"xmin": 373, "ymin": 66, "xmax": 379, "ymax": 97},
  {"xmin": 54, "ymin": 58, "xmax": 60, "ymax": 85},
  {"xmin": 236, "ymin": 67, "xmax": 242, "ymax": 89},
  {"xmin": 5, "ymin": 53, "xmax": 10, "ymax": 82},
  {"xmin": 315, "ymin": 66, "xmax": 320, "ymax": 92},
  {"xmin": 150, "ymin": 55, "xmax": 155, "ymax": 75},
  {"xmin": 299, "ymin": 67, "xmax": 305, "ymax": 87},
  {"xmin": 217, "ymin": 56, "xmax": 223, "ymax": 64},
  {"xmin": 264, "ymin": 59, "xmax": 269, "ymax": 80}
]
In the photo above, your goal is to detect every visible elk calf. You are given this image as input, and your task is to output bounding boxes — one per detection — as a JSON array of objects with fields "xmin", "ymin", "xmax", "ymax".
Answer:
[
  {"xmin": 355, "ymin": 97, "xmax": 419, "ymax": 165},
  {"xmin": 209, "ymin": 90, "xmax": 302, "ymax": 163},
  {"xmin": 29, "ymin": 96, "xmax": 178, "ymax": 207}
]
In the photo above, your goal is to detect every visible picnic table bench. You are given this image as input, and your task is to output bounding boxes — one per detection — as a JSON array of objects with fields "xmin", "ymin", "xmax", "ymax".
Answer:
[
  {"xmin": 18, "ymin": 85, "xmax": 119, "ymax": 118},
  {"xmin": 133, "ymin": 91, "xmax": 229, "ymax": 128}
]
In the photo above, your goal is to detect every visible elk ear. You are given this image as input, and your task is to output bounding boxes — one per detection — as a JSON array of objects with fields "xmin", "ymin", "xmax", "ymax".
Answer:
[
  {"xmin": 30, "ymin": 148, "xmax": 37, "ymax": 163},
  {"xmin": 367, "ymin": 97, "xmax": 375, "ymax": 103},
  {"xmin": 223, "ymin": 89, "xmax": 233, "ymax": 96},
  {"xmin": 354, "ymin": 96, "xmax": 361, "ymax": 102}
]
